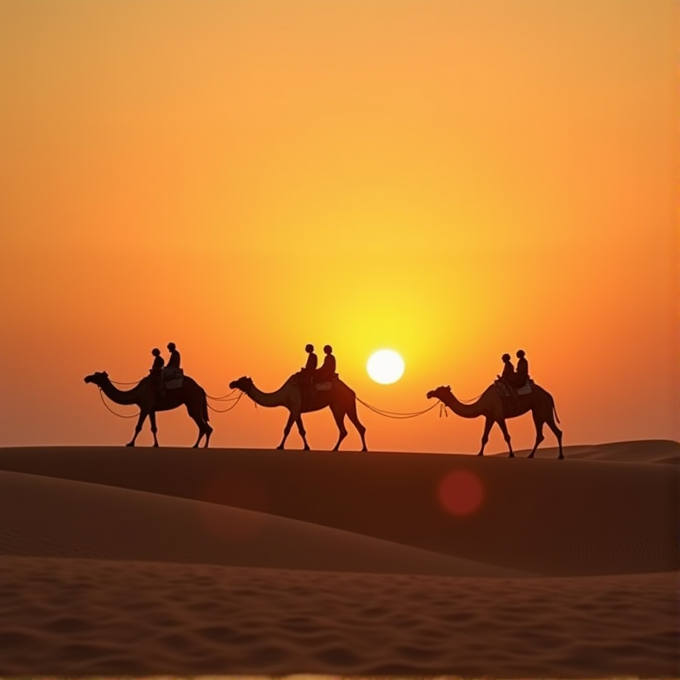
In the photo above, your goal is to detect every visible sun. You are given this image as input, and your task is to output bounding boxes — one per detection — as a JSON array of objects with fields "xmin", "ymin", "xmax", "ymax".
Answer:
[{"xmin": 366, "ymin": 349, "xmax": 405, "ymax": 385}]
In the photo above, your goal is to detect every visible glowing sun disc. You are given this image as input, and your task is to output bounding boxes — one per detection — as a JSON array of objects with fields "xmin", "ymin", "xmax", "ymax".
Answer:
[{"xmin": 367, "ymin": 349, "xmax": 405, "ymax": 385}]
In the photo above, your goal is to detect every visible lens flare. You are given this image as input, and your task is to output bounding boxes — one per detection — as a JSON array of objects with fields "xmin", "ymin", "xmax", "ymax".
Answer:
[{"xmin": 438, "ymin": 469, "xmax": 485, "ymax": 516}]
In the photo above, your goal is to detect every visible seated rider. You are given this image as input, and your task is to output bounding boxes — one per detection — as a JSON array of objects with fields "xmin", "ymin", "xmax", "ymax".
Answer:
[
  {"xmin": 167, "ymin": 342, "xmax": 181, "ymax": 370},
  {"xmin": 300, "ymin": 344, "xmax": 317, "ymax": 390},
  {"xmin": 315, "ymin": 344, "xmax": 336, "ymax": 385},
  {"xmin": 515, "ymin": 349, "xmax": 529, "ymax": 387},
  {"xmin": 499, "ymin": 353, "xmax": 517, "ymax": 397},
  {"xmin": 149, "ymin": 348, "xmax": 165, "ymax": 396}
]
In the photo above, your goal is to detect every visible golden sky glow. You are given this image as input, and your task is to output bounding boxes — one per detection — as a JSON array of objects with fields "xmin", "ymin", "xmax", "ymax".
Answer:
[{"xmin": 1, "ymin": 0, "xmax": 678, "ymax": 452}]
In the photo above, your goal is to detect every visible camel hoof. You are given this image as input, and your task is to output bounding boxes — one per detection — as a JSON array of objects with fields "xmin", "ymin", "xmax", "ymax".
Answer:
[
  {"xmin": 276, "ymin": 445, "xmax": 284, "ymax": 450},
  {"xmin": 509, "ymin": 453, "xmax": 514, "ymax": 458},
  {"xmin": 126, "ymin": 442, "xmax": 134, "ymax": 448},
  {"xmin": 528, "ymin": 453, "xmax": 534, "ymax": 458}
]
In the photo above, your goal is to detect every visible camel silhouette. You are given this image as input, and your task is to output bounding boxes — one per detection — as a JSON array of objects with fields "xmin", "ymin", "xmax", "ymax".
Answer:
[
  {"xmin": 84, "ymin": 371, "xmax": 213, "ymax": 448},
  {"xmin": 427, "ymin": 383, "xmax": 563, "ymax": 459},
  {"xmin": 229, "ymin": 375, "xmax": 368, "ymax": 451}
]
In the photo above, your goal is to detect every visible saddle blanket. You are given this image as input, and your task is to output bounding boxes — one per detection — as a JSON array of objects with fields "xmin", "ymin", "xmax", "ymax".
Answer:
[
  {"xmin": 163, "ymin": 367, "xmax": 184, "ymax": 390},
  {"xmin": 495, "ymin": 380, "xmax": 532, "ymax": 397},
  {"xmin": 315, "ymin": 381, "xmax": 332, "ymax": 391},
  {"xmin": 517, "ymin": 382, "xmax": 532, "ymax": 395}
]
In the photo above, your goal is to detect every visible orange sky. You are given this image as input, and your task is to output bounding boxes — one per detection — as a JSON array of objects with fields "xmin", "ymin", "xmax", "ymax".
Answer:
[{"xmin": 1, "ymin": 0, "xmax": 678, "ymax": 453}]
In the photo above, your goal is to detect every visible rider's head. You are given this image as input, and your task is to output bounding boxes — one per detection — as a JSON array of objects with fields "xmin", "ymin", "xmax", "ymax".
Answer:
[
  {"xmin": 152, "ymin": 348, "xmax": 161, "ymax": 356},
  {"xmin": 502, "ymin": 353, "xmax": 511, "ymax": 363},
  {"xmin": 516, "ymin": 349, "xmax": 525, "ymax": 358},
  {"xmin": 324, "ymin": 345, "xmax": 332, "ymax": 354},
  {"xmin": 305, "ymin": 344, "xmax": 314, "ymax": 353},
  {"xmin": 167, "ymin": 342, "xmax": 176, "ymax": 351}
]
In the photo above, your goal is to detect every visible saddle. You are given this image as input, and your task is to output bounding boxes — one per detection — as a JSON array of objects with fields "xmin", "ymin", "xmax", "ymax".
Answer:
[
  {"xmin": 495, "ymin": 379, "xmax": 532, "ymax": 398},
  {"xmin": 163, "ymin": 367, "xmax": 184, "ymax": 390}
]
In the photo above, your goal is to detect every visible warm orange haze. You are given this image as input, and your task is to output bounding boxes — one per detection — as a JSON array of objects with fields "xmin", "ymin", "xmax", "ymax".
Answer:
[
  {"xmin": 1, "ymin": 4, "xmax": 679, "ymax": 678},
  {"xmin": 0, "ymin": 0, "xmax": 678, "ymax": 453}
]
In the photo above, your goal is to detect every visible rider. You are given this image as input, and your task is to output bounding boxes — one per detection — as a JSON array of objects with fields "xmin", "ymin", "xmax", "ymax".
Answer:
[
  {"xmin": 316, "ymin": 344, "xmax": 336, "ymax": 384},
  {"xmin": 515, "ymin": 349, "xmax": 529, "ymax": 387},
  {"xmin": 150, "ymin": 348, "xmax": 165, "ymax": 397},
  {"xmin": 167, "ymin": 342, "xmax": 181, "ymax": 370},
  {"xmin": 300, "ymin": 343, "xmax": 317, "ymax": 388},
  {"xmin": 499, "ymin": 353, "xmax": 517, "ymax": 397}
]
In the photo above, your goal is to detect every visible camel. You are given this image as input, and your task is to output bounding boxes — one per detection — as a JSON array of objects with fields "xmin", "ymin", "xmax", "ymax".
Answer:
[
  {"xmin": 427, "ymin": 382, "xmax": 563, "ymax": 459},
  {"xmin": 84, "ymin": 371, "xmax": 213, "ymax": 448},
  {"xmin": 229, "ymin": 375, "xmax": 368, "ymax": 451}
]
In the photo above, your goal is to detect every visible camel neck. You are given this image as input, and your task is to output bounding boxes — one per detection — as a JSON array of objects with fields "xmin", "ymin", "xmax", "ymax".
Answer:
[
  {"xmin": 442, "ymin": 391, "xmax": 485, "ymax": 418},
  {"xmin": 247, "ymin": 382, "xmax": 289, "ymax": 408},
  {"xmin": 99, "ymin": 379, "xmax": 141, "ymax": 406}
]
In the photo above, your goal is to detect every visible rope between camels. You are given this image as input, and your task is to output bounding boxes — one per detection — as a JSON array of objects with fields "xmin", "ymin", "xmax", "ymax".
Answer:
[
  {"xmin": 356, "ymin": 397, "xmax": 439, "ymax": 420},
  {"xmin": 207, "ymin": 392, "xmax": 244, "ymax": 413},
  {"xmin": 206, "ymin": 389, "xmax": 240, "ymax": 401},
  {"xmin": 98, "ymin": 389, "xmax": 140, "ymax": 418}
]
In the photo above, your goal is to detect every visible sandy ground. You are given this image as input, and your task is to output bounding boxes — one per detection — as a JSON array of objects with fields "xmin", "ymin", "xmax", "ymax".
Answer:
[{"xmin": 1, "ymin": 440, "xmax": 678, "ymax": 678}]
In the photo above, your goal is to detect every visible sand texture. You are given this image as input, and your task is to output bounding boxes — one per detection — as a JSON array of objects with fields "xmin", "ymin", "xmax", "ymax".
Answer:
[{"xmin": 1, "ymin": 441, "xmax": 678, "ymax": 677}]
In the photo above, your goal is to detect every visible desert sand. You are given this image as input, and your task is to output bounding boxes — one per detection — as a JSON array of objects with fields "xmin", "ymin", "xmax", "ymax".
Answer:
[{"xmin": 1, "ymin": 440, "xmax": 678, "ymax": 678}]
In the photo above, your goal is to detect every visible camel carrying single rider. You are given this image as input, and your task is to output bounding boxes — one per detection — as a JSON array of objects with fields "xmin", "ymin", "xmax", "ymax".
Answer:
[
  {"xmin": 515, "ymin": 349, "xmax": 530, "ymax": 387},
  {"xmin": 315, "ymin": 345, "xmax": 336, "ymax": 385},
  {"xmin": 149, "ymin": 348, "xmax": 165, "ymax": 396}
]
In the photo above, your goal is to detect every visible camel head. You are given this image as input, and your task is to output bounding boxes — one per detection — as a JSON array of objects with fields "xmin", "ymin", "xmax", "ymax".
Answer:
[
  {"xmin": 427, "ymin": 385, "xmax": 452, "ymax": 401},
  {"xmin": 229, "ymin": 376, "xmax": 254, "ymax": 393},
  {"xmin": 84, "ymin": 371, "xmax": 110, "ymax": 387}
]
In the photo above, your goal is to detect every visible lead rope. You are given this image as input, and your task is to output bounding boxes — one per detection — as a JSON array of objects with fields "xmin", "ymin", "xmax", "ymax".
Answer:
[
  {"xmin": 355, "ymin": 397, "xmax": 439, "ymax": 420},
  {"xmin": 98, "ymin": 389, "xmax": 140, "ymax": 418}
]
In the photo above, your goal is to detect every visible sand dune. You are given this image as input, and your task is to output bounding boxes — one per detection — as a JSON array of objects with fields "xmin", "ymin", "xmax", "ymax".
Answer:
[
  {"xmin": 0, "ymin": 441, "xmax": 678, "ymax": 677},
  {"xmin": 0, "ymin": 470, "xmax": 527, "ymax": 577}
]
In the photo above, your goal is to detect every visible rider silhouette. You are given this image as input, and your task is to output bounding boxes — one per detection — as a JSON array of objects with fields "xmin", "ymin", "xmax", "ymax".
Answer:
[
  {"xmin": 515, "ymin": 349, "xmax": 529, "ymax": 386},
  {"xmin": 167, "ymin": 342, "xmax": 181, "ymax": 370},
  {"xmin": 499, "ymin": 353, "xmax": 517, "ymax": 398},
  {"xmin": 150, "ymin": 348, "xmax": 165, "ymax": 397},
  {"xmin": 316, "ymin": 345, "xmax": 336, "ymax": 383},
  {"xmin": 300, "ymin": 344, "xmax": 317, "ymax": 392}
]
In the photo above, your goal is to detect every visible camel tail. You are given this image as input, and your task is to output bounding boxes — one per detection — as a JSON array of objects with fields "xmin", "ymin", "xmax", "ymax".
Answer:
[{"xmin": 552, "ymin": 399, "xmax": 560, "ymax": 424}]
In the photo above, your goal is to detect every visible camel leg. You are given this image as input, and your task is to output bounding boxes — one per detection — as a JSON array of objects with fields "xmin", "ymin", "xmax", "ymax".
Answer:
[
  {"xmin": 149, "ymin": 411, "xmax": 159, "ymax": 447},
  {"xmin": 127, "ymin": 411, "xmax": 148, "ymax": 447},
  {"xmin": 295, "ymin": 416, "xmax": 310, "ymax": 450},
  {"xmin": 187, "ymin": 404, "xmax": 212, "ymax": 448},
  {"xmin": 477, "ymin": 417, "xmax": 493, "ymax": 456},
  {"xmin": 528, "ymin": 412, "xmax": 545, "ymax": 458},
  {"xmin": 546, "ymin": 414, "xmax": 564, "ymax": 460},
  {"xmin": 330, "ymin": 407, "xmax": 348, "ymax": 451},
  {"xmin": 277, "ymin": 411, "xmax": 297, "ymax": 450},
  {"xmin": 346, "ymin": 401, "xmax": 368, "ymax": 452},
  {"xmin": 203, "ymin": 422, "xmax": 213, "ymax": 448},
  {"xmin": 497, "ymin": 419, "xmax": 514, "ymax": 457}
]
